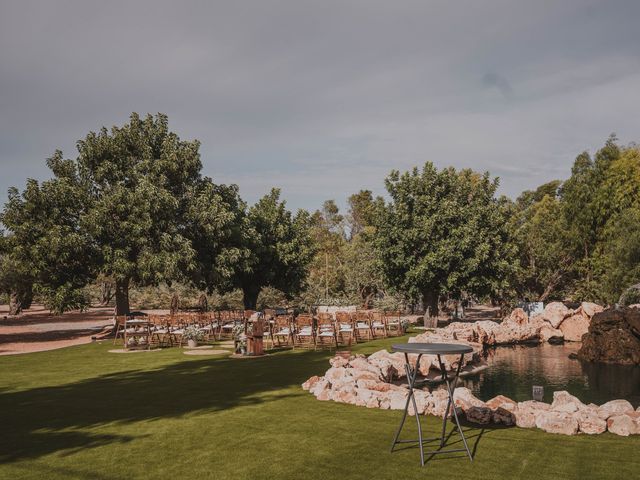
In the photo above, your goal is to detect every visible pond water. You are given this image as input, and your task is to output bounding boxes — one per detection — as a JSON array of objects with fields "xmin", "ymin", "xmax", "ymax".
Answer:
[{"xmin": 456, "ymin": 343, "xmax": 640, "ymax": 407}]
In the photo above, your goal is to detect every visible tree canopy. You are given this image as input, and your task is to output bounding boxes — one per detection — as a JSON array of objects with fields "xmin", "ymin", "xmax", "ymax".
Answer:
[
  {"xmin": 233, "ymin": 189, "xmax": 314, "ymax": 309},
  {"xmin": 374, "ymin": 163, "xmax": 514, "ymax": 315}
]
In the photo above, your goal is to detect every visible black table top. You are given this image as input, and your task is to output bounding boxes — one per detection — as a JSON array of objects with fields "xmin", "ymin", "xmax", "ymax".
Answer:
[{"xmin": 391, "ymin": 342, "xmax": 474, "ymax": 355}]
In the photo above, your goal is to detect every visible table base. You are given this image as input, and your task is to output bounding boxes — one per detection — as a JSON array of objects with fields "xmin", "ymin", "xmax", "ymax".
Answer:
[{"xmin": 390, "ymin": 352, "xmax": 473, "ymax": 466}]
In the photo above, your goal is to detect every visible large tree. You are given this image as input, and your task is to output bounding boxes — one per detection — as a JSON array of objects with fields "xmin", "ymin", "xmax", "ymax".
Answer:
[
  {"xmin": 511, "ymin": 183, "xmax": 573, "ymax": 301},
  {"xmin": 234, "ymin": 189, "xmax": 314, "ymax": 309},
  {"xmin": 374, "ymin": 163, "xmax": 514, "ymax": 315},
  {"xmin": 73, "ymin": 113, "xmax": 204, "ymax": 315},
  {"xmin": 0, "ymin": 157, "xmax": 95, "ymax": 314}
]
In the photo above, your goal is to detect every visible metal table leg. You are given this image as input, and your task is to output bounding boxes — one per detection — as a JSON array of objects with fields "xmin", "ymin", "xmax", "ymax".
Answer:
[{"xmin": 390, "ymin": 351, "xmax": 473, "ymax": 465}]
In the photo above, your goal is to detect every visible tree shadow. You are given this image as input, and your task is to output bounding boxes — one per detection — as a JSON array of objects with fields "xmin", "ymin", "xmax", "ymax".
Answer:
[{"xmin": 0, "ymin": 350, "xmax": 329, "ymax": 462}]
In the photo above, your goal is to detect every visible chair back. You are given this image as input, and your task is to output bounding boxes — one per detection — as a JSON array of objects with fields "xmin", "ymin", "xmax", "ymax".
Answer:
[
  {"xmin": 274, "ymin": 315, "xmax": 293, "ymax": 332},
  {"xmin": 295, "ymin": 314, "xmax": 314, "ymax": 331},
  {"xmin": 335, "ymin": 311, "xmax": 352, "ymax": 325}
]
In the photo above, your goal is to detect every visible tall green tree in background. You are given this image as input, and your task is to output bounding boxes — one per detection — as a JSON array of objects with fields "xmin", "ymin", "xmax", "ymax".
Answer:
[
  {"xmin": 74, "ymin": 113, "xmax": 203, "ymax": 315},
  {"xmin": 184, "ymin": 179, "xmax": 248, "ymax": 295},
  {"xmin": 0, "ymin": 155, "xmax": 95, "ymax": 314},
  {"xmin": 375, "ymin": 163, "xmax": 514, "ymax": 315},
  {"xmin": 307, "ymin": 200, "xmax": 347, "ymax": 301},
  {"xmin": 234, "ymin": 189, "xmax": 314, "ymax": 309},
  {"xmin": 511, "ymin": 181, "xmax": 572, "ymax": 301}
]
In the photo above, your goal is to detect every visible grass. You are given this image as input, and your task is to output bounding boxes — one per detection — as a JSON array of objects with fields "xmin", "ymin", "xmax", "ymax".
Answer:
[{"xmin": 0, "ymin": 334, "xmax": 638, "ymax": 480}]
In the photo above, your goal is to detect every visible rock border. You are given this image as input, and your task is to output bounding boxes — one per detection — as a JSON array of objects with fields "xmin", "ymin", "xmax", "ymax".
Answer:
[{"xmin": 303, "ymin": 352, "xmax": 640, "ymax": 436}]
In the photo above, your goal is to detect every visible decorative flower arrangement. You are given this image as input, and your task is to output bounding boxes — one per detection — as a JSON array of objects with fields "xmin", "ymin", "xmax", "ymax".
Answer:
[
  {"xmin": 233, "ymin": 323, "xmax": 247, "ymax": 354},
  {"xmin": 182, "ymin": 326, "xmax": 205, "ymax": 342},
  {"xmin": 400, "ymin": 319, "xmax": 410, "ymax": 333}
]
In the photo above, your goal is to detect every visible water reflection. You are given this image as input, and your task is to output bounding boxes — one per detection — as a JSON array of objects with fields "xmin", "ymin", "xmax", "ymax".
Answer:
[{"xmin": 458, "ymin": 343, "xmax": 640, "ymax": 407}]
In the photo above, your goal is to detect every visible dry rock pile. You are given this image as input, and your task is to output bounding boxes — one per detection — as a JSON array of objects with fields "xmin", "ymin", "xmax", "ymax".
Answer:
[{"xmin": 303, "ymin": 353, "xmax": 639, "ymax": 436}]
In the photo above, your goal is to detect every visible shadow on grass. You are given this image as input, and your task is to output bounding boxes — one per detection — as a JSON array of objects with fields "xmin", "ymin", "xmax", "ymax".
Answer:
[{"xmin": 0, "ymin": 349, "xmax": 330, "ymax": 462}]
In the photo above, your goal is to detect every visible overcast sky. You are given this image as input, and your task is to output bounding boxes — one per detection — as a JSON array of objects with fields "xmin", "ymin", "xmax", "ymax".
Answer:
[{"xmin": 1, "ymin": 0, "xmax": 639, "ymax": 211}]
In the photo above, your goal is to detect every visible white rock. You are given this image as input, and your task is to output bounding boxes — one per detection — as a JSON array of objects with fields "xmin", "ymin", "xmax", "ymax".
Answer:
[
  {"xmin": 607, "ymin": 414, "xmax": 639, "ymax": 436},
  {"xmin": 581, "ymin": 302, "xmax": 604, "ymax": 318},
  {"xmin": 597, "ymin": 399, "xmax": 635, "ymax": 420},
  {"xmin": 551, "ymin": 391, "xmax": 586, "ymax": 413},
  {"xmin": 558, "ymin": 309, "xmax": 591, "ymax": 342},
  {"xmin": 535, "ymin": 411, "xmax": 579, "ymax": 435},
  {"xmin": 453, "ymin": 387, "xmax": 485, "ymax": 410},
  {"xmin": 574, "ymin": 410, "xmax": 607, "ymax": 434},
  {"xmin": 542, "ymin": 302, "xmax": 571, "ymax": 329}
]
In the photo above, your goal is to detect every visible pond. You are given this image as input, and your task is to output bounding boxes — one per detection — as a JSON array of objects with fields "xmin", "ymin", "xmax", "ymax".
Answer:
[{"xmin": 457, "ymin": 343, "xmax": 640, "ymax": 407}]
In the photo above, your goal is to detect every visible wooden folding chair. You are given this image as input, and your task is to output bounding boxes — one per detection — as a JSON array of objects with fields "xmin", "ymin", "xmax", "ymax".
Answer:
[
  {"xmin": 354, "ymin": 310, "xmax": 373, "ymax": 342},
  {"xmin": 219, "ymin": 310, "xmax": 236, "ymax": 339},
  {"xmin": 384, "ymin": 311, "xmax": 403, "ymax": 336},
  {"xmin": 293, "ymin": 313, "xmax": 316, "ymax": 349},
  {"xmin": 316, "ymin": 315, "xmax": 338, "ymax": 350},
  {"xmin": 113, "ymin": 315, "xmax": 128, "ymax": 345},
  {"xmin": 272, "ymin": 315, "xmax": 293, "ymax": 347},
  {"xmin": 370, "ymin": 311, "xmax": 387, "ymax": 338},
  {"xmin": 336, "ymin": 311, "xmax": 356, "ymax": 346},
  {"xmin": 149, "ymin": 314, "xmax": 170, "ymax": 347}
]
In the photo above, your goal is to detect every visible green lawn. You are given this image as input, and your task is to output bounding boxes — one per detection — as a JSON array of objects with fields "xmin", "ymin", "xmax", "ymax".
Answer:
[{"xmin": 1, "ymin": 335, "xmax": 638, "ymax": 480}]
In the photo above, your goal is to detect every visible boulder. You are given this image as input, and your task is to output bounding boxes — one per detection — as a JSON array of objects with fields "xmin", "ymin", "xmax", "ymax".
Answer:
[
  {"xmin": 302, "ymin": 375, "xmax": 320, "ymax": 391},
  {"xmin": 329, "ymin": 355, "xmax": 349, "ymax": 368},
  {"xmin": 581, "ymin": 302, "xmax": 604, "ymax": 318},
  {"xmin": 607, "ymin": 414, "xmax": 639, "ymax": 436},
  {"xmin": 542, "ymin": 302, "xmax": 571, "ymax": 329},
  {"xmin": 409, "ymin": 389, "xmax": 431, "ymax": 416},
  {"xmin": 504, "ymin": 308, "xmax": 529, "ymax": 327},
  {"xmin": 539, "ymin": 325, "xmax": 565, "ymax": 343},
  {"xmin": 309, "ymin": 378, "xmax": 330, "ymax": 397},
  {"xmin": 453, "ymin": 387, "xmax": 485, "ymax": 410},
  {"xmin": 332, "ymin": 388, "xmax": 357, "ymax": 405},
  {"xmin": 559, "ymin": 309, "xmax": 591, "ymax": 342},
  {"xmin": 367, "ymin": 350, "xmax": 406, "ymax": 380},
  {"xmin": 574, "ymin": 410, "xmax": 607, "ymax": 434},
  {"xmin": 515, "ymin": 409, "xmax": 537, "ymax": 429},
  {"xmin": 577, "ymin": 308, "xmax": 640, "ymax": 365},
  {"xmin": 389, "ymin": 391, "xmax": 409, "ymax": 410},
  {"xmin": 428, "ymin": 389, "xmax": 451, "ymax": 417},
  {"xmin": 492, "ymin": 407, "xmax": 516, "ymax": 426},
  {"xmin": 465, "ymin": 406, "xmax": 493, "ymax": 425},
  {"xmin": 485, "ymin": 395, "xmax": 518, "ymax": 412},
  {"xmin": 516, "ymin": 400, "xmax": 550, "ymax": 428},
  {"xmin": 493, "ymin": 323, "xmax": 539, "ymax": 345},
  {"xmin": 596, "ymin": 399, "xmax": 635, "ymax": 420},
  {"xmin": 551, "ymin": 391, "xmax": 586, "ymax": 413},
  {"xmin": 535, "ymin": 411, "xmax": 579, "ymax": 435}
]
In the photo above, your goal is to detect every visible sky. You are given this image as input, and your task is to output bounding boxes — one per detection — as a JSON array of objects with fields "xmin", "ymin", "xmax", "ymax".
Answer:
[{"xmin": 1, "ymin": 0, "xmax": 639, "ymax": 212}]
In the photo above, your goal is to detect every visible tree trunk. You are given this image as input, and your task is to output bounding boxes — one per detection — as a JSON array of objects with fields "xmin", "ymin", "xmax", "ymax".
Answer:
[
  {"xmin": 8, "ymin": 285, "xmax": 33, "ymax": 316},
  {"xmin": 100, "ymin": 281, "xmax": 114, "ymax": 306},
  {"xmin": 423, "ymin": 289, "xmax": 439, "ymax": 327},
  {"xmin": 242, "ymin": 285, "xmax": 260, "ymax": 310},
  {"xmin": 114, "ymin": 278, "xmax": 130, "ymax": 316}
]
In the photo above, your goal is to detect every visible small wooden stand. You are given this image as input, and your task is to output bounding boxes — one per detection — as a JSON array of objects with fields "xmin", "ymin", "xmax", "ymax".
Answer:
[{"xmin": 246, "ymin": 317, "xmax": 265, "ymax": 356}]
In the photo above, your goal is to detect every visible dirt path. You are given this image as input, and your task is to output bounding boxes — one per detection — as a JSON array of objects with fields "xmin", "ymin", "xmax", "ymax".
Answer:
[{"xmin": 0, "ymin": 305, "xmax": 115, "ymax": 355}]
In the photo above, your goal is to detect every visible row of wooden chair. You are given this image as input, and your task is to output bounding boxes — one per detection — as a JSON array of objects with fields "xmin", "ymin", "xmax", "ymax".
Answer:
[
  {"xmin": 266, "ymin": 310, "xmax": 405, "ymax": 350},
  {"xmin": 114, "ymin": 309, "xmax": 405, "ymax": 349},
  {"xmin": 114, "ymin": 310, "xmax": 256, "ymax": 347}
]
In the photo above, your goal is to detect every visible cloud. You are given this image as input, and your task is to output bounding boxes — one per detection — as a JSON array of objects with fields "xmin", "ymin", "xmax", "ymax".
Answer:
[
  {"xmin": 482, "ymin": 73, "xmax": 514, "ymax": 99},
  {"xmin": 1, "ymin": 0, "xmax": 639, "ymax": 212}
]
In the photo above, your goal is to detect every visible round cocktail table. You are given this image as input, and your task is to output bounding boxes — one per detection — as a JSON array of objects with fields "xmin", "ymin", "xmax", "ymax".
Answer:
[{"xmin": 390, "ymin": 343, "xmax": 474, "ymax": 466}]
